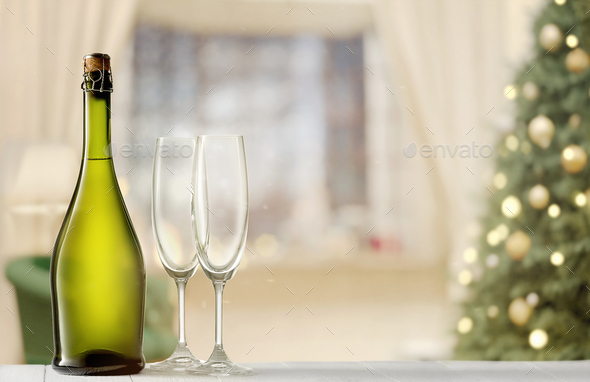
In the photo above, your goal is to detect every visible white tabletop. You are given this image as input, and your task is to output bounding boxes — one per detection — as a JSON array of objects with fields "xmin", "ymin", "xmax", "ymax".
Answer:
[{"xmin": 0, "ymin": 361, "xmax": 589, "ymax": 381}]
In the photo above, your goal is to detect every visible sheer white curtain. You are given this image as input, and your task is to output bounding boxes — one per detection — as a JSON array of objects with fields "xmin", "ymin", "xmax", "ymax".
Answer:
[
  {"xmin": 0, "ymin": 0, "xmax": 137, "ymax": 144},
  {"xmin": 0, "ymin": 0, "xmax": 138, "ymax": 364},
  {"xmin": 372, "ymin": 0, "xmax": 542, "ymax": 269}
]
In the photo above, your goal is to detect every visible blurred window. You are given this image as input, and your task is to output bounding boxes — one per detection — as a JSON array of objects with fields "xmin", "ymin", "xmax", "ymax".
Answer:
[{"xmin": 130, "ymin": 24, "xmax": 365, "ymax": 244}]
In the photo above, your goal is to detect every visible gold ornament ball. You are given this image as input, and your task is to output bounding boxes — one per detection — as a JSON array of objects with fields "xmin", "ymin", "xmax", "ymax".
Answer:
[
  {"xmin": 539, "ymin": 24, "xmax": 563, "ymax": 51},
  {"xmin": 529, "ymin": 329, "xmax": 548, "ymax": 349},
  {"xmin": 528, "ymin": 115, "xmax": 555, "ymax": 149},
  {"xmin": 529, "ymin": 184, "xmax": 550, "ymax": 209},
  {"xmin": 522, "ymin": 82, "xmax": 539, "ymax": 101},
  {"xmin": 566, "ymin": 48, "xmax": 590, "ymax": 73},
  {"xmin": 505, "ymin": 230, "xmax": 531, "ymax": 261},
  {"xmin": 569, "ymin": 113, "xmax": 581, "ymax": 129},
  {"xmin": 508, "ymin": 297, "xmax": 533, "ymax": 326},
  {"xmin": 561, "ymin": 145, "xmax": 587, "ymax": 174}
]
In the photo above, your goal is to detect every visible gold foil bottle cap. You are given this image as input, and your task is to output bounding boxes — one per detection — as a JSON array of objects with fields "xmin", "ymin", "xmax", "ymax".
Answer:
[
  {"xmin": 83, "ymin": 53, "xmax": 111, "ymax": 73},
  {"xmin": 82, "ymin": 53, "xmax": 112, "ymax": 92}
]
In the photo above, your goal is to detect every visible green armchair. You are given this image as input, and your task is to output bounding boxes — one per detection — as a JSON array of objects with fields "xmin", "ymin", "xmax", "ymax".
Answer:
[{"xmin": 5, "ymin": 256, "xmax": 176, "ymax": 364}]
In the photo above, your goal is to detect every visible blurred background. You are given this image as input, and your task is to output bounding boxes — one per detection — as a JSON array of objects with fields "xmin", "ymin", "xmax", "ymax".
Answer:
[{"xmin": 0, "ymin": 0, "xmax": 583, "ymax": 365}]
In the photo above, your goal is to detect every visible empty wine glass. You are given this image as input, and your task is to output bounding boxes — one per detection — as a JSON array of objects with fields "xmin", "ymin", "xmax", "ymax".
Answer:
[
  {"xmin": 150, "ymin": 137, "xmax": 203, "ymax": 371},
  {"xmin": 187, "ymin": 135, "xmax": 252, "ymax": 376}
]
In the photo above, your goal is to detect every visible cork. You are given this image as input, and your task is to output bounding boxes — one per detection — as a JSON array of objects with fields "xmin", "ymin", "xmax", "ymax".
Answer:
[{"xmin": 84, "ymin": 53, "xmax": 111, "ymax": 73}]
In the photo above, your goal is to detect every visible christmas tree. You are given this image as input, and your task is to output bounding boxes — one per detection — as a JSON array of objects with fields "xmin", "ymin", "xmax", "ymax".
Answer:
[{"xmin": 455, "ymin": 0, "xmax": 590, "ymax": 360}]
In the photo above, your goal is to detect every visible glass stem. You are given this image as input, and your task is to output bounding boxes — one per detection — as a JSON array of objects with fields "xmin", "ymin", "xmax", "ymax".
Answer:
[
  {"xmin": 176, "ymin": 279, "xmax": 188, "ymax": 347},
  {"xmin": 214, "ymin": 281, "xmax": 225, "ymax": 348}
]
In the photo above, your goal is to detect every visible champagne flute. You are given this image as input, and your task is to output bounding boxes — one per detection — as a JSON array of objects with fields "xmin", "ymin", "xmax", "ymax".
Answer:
[
  {"xmin": 187, "ymin": 135, "xmax": 253, "ymax": 376},
  {"xmin": 150, "ymin": 137, "xmax": 203, "ymax": 371}
]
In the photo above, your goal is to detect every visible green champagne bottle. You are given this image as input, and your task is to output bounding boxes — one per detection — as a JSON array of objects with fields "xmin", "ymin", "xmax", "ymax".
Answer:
[{"xmin": 50, "ymin": 53, "xmax": 146, "ymax": 375}]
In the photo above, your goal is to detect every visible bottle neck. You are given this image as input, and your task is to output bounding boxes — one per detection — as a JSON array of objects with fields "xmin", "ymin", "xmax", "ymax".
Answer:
[{"xmin": 83, "ymin": 90, "xmax": 112, "ymax": 160}]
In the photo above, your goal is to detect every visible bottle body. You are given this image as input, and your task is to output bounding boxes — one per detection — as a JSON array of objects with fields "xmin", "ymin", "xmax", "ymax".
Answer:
[{"xmin": 50, "ymin": 54, "xmax": 146, "ymax": 375}]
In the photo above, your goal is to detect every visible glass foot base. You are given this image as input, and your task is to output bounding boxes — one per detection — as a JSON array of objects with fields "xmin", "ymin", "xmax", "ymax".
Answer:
[
  {"xmin": 187, "ymin": 346, "xmax": 253, "ymax": 376},
  {"xmin": 188, "ymin": 360, "xmax": 253, "ymax": 376},
  {"xmin": 148, "ymin": 344, "xmax": 203, "ymax": 372}
]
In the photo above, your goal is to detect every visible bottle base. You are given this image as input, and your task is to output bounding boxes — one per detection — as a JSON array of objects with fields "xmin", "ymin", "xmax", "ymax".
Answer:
[{"xmin": 52, "ymin": 350, "xmax": 144, "ymax": 376}]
